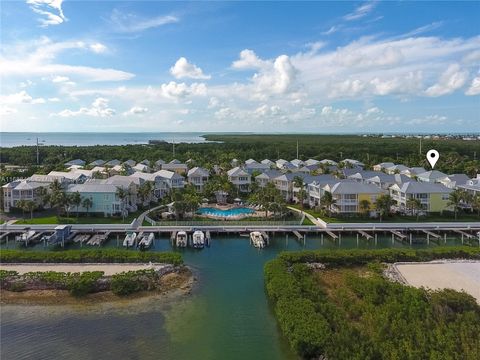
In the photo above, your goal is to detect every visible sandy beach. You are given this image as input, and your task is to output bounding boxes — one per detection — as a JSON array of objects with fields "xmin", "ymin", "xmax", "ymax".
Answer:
[
  {"xmin": 394, "ymin": 261, "xmax": 480, "ymax": 303},
  {"xmin": 0, "ymin": 263, "xmax": 166, "ymax": 276}
]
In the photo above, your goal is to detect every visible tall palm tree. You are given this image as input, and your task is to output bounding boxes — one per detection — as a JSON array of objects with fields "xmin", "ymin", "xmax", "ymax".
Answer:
[
  {"xmin": 320, "ymin": 191, "xmax": 335, "ymax": 216},
  {"xmin": 24, "ymin": 200, "xmax": 36, "ymax": 219},
  {"xmin": 375, "ymin": 194, "xmax": 393, "ymax": 222},
  {"xmin": 447, "ymin": 189, "xmax": 464, "ymax": 220},
  {"xmin": 16, "ymin": 199, "xmax": 26, "ymax": 219},
  {"xmin": 471, "ymin": 194, "xmax": 480, "ymax": 217},
  {"xmin": 293, "ymin": 176, "xmax": 306, "ymax": 208},
  {"xmin": 359, "ymin": 199, "xmax": 371, "ymax": 217},
  {"xmin": 82, "ymin": 197, "xmax": 93, "ymax": 215},
  {"xmin": 70, "ymin": 191, "xmax": 82, "ymax": 219},
  {"xmin": 116, "ymin": 187, "xmax": 129, "ymax": 221},
  {"xmin": 406, "ymin": 197, "xmax": 422, "ymax": 220}
]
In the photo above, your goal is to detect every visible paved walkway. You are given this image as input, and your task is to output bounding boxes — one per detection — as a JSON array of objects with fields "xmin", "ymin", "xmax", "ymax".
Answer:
[
  {"xmin": 134, "ymin": 204, "xmax": 166, "ymax": 228},
  {"xmin": 287, "ymin": 206, "xmax": 325, "ymax": 227}
]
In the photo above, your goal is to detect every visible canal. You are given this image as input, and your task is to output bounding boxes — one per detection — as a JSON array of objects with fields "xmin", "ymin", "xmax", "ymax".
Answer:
[{"xmin": 0, "ymin": 234, "xmax": 464, "ymax": 360}]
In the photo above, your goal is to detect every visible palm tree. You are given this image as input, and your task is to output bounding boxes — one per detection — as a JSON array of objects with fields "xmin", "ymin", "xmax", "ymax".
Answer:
[
  {"xmin": 447, "ymin": 189, "xmax": 464, "ymax": 220},
  {"xmin": 471, "ymin": 194, "xmax": 480, "ymax": 217},
  {"xmin": 24, "ymin": 200, "xmax": 36, "ymax": 219},
  {"xmin": 359, "ymin": 199, "xmax": 371, "ymax": 217},
  {"xmin": 293, "ymin": 176, "xmax": 306, "ymax": 208},
  {"xmin": 82, "ymin": 197, "xmax": 93, "ymax": 215},
  {"xmin": 70, "ymin": 191, "xmax": 82, "ymax": 219},
  {"xmin": 376, "ymin": 194, "xmax": 393, "ymax": 222},
  {"xmin": 37, "ymin": 186, "xmax": 50, "ymax": 209},
  {"xmin": 138, "ymin": 182, "xmax": 154, "ymax": 205},
  {"xmin": 320, "ymin": 191, "xmax": 335, "ymax": 216},
  {"xmin": 406, "ymin": 197, "xmax": 422, "ymax": 220},
  {"xmin": 116, "ymin": 187, "xmax": 129, "ymax": 221},
  {"xmin": 16, "ymin": 199, "xmax": 26, "ymax": 218}
]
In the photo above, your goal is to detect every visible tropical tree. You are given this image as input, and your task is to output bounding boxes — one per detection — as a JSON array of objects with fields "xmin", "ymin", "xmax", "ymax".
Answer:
[
  {"xmin": 24, "ymin": 200, "xmax": 36, "ymax": 219},
  {"xmin": 447, "ymin": 189, "xmax": 465, "ymax": 220},
  {"xmin": 359, "ymin": 199, "xmax": 371, "ymax": 217},
  {"xmin": 138, "ymin": 181, "xmax": 154, "ymax": 205},
  {"xmin": 293, "ymin": 176, "xmax": 306, "ymax": 208},
  {"xmin": 320, "ymin": 191, "xmax": 335, "ymax": 216},
  {"xmin": 70, "ymin": 191, "xmax": 82, "ymax": 219},
  {"xmin": 82, "ymin": 197, "xmax": 93, "ymax": 215},
  {"xmin": 16, "ymin": 199, "xmax": 26, "ymax": 218},
  {"xmin": 116, "ymin": 187, "xmax": 129, "ymax": 221},
  {"xmin": 471, "ymin": 194, "xmax": 480, "ymax": 217},
  {"xmin": 376, "ymin": 194, "xmax": 393, "ymax": 221},
  {"xmin": 37, "ymin": 186, "xmax": 50, "ymax": 209},
  {"xmin": 406, "ymin": 197, "xmax": 422, "ymax": 220}
]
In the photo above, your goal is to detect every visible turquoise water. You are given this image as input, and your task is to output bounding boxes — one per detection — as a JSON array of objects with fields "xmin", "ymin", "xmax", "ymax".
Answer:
[
  {"xmin": 0, "ymin": 234, "xmax": 465, "ymax": 360},
  {"xmin": 197, "ymin": 207, "xmax": 255, "ymax": 217}
]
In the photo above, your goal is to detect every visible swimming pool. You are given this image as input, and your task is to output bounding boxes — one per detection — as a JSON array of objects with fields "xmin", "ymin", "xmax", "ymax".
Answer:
[{"xmin": 197, "ymin": 207, "xmax": 255, "ymax": 217}]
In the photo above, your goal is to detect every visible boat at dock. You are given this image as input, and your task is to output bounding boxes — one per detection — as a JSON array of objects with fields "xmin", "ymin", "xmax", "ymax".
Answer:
[
  {"xmin": 138, "ymin": 233, "xmax": 154, "ymax": 249},
  {"xmin": 15, "ymin": 229, "xmax": 36, "ymax": 245},
  {"xmin": 176, "ymin": 231, "xmax": 188, "ymax": 247},
  {"xmin": 250, "ymin": 231, "xmax": 266, "ymax": 248},
  {"xmin": 192, "ymin": 230, "xmax": 205, "ymax": 248},
  {"xmin": 123, "ymin": 231, "xmax": 137, "ymax": 247}
]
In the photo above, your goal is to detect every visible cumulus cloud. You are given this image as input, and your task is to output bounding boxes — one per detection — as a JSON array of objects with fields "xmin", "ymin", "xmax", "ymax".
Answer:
[
  {"xmin": 123, "ymin": 106, "xmax": 148, "ymax": 115},
  {"xmin": 0, "ymin": 106, "xmax": 18, "ymax": 116},
  {"xmin": 170, "ymin": 57, "xmax": 210, "ymax": 79},
  {"xmin": 0, "ymin": 90, "xmax": 45, "ymax": 105},
  {"xmin": 53, "ymin": 97, "xmax": 116, "ymax": 117},
  {"xmin": 465, "ymin": 76, "xmax": 480, "ymax": 96},
  {"xmin": 110, "ymin": 9, "xmax": 179, "ymax": 33},
  {"xmin": 160, "ymin": 81, "xmax": 207, "ymax": 100},
  {"xmin": 425, "ymin": 64, "xmax": 469, "ymax": 97},
  {"xmin": 232, "ymin": 49, "xmax": 269, "ymax": 70},
  {"xmin": 27, "ymin": 0, "xmax": 67, "ymax": 27}
]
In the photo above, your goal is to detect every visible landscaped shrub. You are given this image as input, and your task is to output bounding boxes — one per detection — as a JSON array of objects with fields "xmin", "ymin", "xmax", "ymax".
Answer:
[
  {"xmin": 110, "ymin": 269, "xmax": 155, "ymax": 296},
  {"xmin": 0, "ymin": 249, "xmax": 183, "ymax": 266},
  {"xmin": 67, "ymin": 271, "xmax": 104, "ymax": 297}
]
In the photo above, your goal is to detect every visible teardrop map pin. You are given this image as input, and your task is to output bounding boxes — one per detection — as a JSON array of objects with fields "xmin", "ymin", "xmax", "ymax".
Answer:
[{"xmin": 426, "ymin": 149, "xmax": 439, "ymax": 169}]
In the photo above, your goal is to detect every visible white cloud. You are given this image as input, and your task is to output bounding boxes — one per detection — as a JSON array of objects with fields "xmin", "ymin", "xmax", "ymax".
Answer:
[
  {"xmin": 207, "ymin": 97, "xmax": 220, "ymax": 109},
  {"xmin": 53, "ymin": 97, "xmax": 116, "ymax": 117},
  {"xmin": 27, "ymin": 0, "xmax": 67, "ymax": 27},
  {"xmin": 48, "ymin": 97, "xmax": 60, "ymax": 102},
  {"xmin": 170, "ymin": 57, "xmax": 210, "ymax": 80},
  {"xmin": 160, "ymin": 81, "xmax": 207, "ymax": 100},
  {"xmin": 0, "ymin": 37, "xmax": 134, "ymax": 82},
  {"xmin": 0, "ymin": 90, "xmax": 45, "ymax": 105},
  {"xmin": 89, "ymin": 43, "xmax": 107, "ymax": 54},
  {"xmin": 465, "ymin": 76, "xmax": 480, "ymax": 96},
  {"xmin": 0, "ymin": 106, "xmax": 18, "ymax": 116},
  {"xmin": 123, "ymin": 106, "xmax": 148, "ymax": 115},
  {"xmin": 232, "ymin": 49, "xmax": 269, "ymax": 70},
  {"xmin": 343, "ymin": 1, "xmax": 376, "ymax": 21},
  {"xmin": 425, "ymin": 64, "xmax": 469, "ymax": 97},
  {"xmin": 52, "ymin": 75, "xmax": 70, "ymax": 83},
  {"xmin": 110, "ymin": 9, "xmax": 179, "ymax": 33}
]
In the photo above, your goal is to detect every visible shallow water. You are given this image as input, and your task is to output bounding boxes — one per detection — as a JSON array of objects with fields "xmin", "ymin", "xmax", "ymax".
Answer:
[{"xmin": 0, "ymin": 234, "xmax": 464, "ymax": 360}]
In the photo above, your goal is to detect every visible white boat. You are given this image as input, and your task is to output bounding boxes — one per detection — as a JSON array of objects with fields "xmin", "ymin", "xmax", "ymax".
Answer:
[
  {"xmin": 16, "ymin": 230, "xmax": 36, "ymax": 244},
  {"xmin": 123, "ymin": 231, "xmax": 137, "ymax": 247},
  {"xmin": 139, "ymin": 233, "xmax": 154, "ymax": 248},
  {"xmin": 250, "ymin": 231, "xmax": 265, "ymax": 248},
  {"xmin": 176, "ymin": 231, "xmax": 188, "ymax": 247},
  {"xmin": 192, "ymin": 230, "xmax": 205, "ymax": 248}
]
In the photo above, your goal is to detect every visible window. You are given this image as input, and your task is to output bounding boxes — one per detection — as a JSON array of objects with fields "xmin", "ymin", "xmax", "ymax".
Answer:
[{"xmin": 442, "ymin": 194, "xmax": 449, "ymax": 200}]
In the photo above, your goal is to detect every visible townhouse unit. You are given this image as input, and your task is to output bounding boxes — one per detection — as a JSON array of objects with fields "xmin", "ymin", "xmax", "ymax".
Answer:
[
  {"xmin": 66, "ymin": 183, "xmax": 124, "ymax": 216},
  {"xmin": 244, "ymin": 162, "xmax": 271, "ymax": 174},
  {"xmin": 261, "ymin": 159, "xmax": 275, "ymax": 167},
  {"xmin": 152, "ymin": 170, "xmax": 185, "ymax": 192},
  {"xmin": 162, "ymin": 160, "xmax": 188, "ymax": 175},
  {"xmin": 48, "ymin": 170, "xmax": 90, "ymax": 184},
  {"xmin": 458, "ymin": 176, "xmax": 480, "ymax": 197},
  {"xmin": 123, "ymin": 159, "xmax": 137, "ymax": 167},
  {"xmin": 400, "ymin": 167, "xmax": 426, "ymax": 178},
  {"xmin": 89, "ymin": 159, "xmax": 105, "ymax": 167},
  {"xmin": 227, "ymin": 167, "xmax": 251, "ymax": 192},
  {"xmin": 105, "ymin": 159, "xmax": 121, "ymax": 167},
  {"xmin": 132, "ymin": 163, "xmax": 150, "ymax": 173},
  {"xmin": 389, "ymin": 182, "xmax": 452, "ymax": 213},
  {"xmin": 187, "ymin": 167, "xmax": 210, "ymax": 192},
  {"xmin": 319, "ymin": 159, "xmax": 338, "ymax": 166},
  {"xmin": 290, "ymin": 159, "xmax": 305, "ymax": 168},
  {"xmin": 373, "ymin": 162, "xmax": 395, "ymax": 172},
  {"xmin": 305, "ymin": 159, "xmax": 321, "ymax": 167},
  {"xmin": 64, "ymin": 159, "xmax": 85, "ymax": 167},
  {"xmin": 245, "ymin": 159, "xmax": 257, "ymax": 165},
  {"xmin": 437, "ymin": 174, "xmax": 469, "ymax": 189},
  {"xmin": 255, "ymin": 170, "xmax": 282, "ymax": 188},
  {"xmin": 347, "ymin": 171, "xmax": 384, "ymax": 183},
  {"xmin": 323, "ymin": 182, "xmax": 384, "ymax": 214},
  {"xmin": 417, "ymin": 170, "xmax": 448, "ymax": 183},
  {"xmin": 385, "ymin": 164, "xmax": 409, "ymax": 174},
  {"xmin": 365, "ymin": 173, "xmax": 411, "ymax": 190},
  {"xmin": 292, "ymin": 175, "xmax": 337, "ymax": 203},
  {"xmin": 341, "ymin": 159, "xmax": 365, "ymax": 168}
]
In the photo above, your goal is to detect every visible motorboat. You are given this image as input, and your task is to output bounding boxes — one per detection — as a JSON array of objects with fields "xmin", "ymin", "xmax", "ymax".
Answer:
[
  {"xmin": 250, "ymin": 231, "xmax": 265, "ymax": 248},
  {"xmin": 176, "ymin": 231, "xmax": 188, "ymax": 247},
  {"xmin": 123, "ymin": 231, "xmax": 137, "ymax": 247},
  {"xmin": 138, "ymin": 233, "xmax": 154, "ymax": 249},
  {"xmin": 192, "ymin": 230, "xmax": 205, "ymax": 248}
]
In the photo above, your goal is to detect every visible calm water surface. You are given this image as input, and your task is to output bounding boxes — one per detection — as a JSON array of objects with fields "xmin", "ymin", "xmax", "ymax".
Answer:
[{"xmin": 0, "ymin": 234, "xmax": 464, "ymax": 360}]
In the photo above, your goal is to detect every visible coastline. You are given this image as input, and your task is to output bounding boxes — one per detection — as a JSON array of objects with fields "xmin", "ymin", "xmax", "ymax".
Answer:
[{"xmin": 0, "ymin": 265, "xmax": 194, "ymax": 305}]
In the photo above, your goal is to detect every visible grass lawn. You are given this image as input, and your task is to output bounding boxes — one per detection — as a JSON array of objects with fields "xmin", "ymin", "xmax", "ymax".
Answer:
[
  {"xmin": 290, "ymin": 204, "xmax": 480, "ymax": 223},
  {"xmin": 15, "ymin": 210, "xmax": 143, "ymax": 225}
]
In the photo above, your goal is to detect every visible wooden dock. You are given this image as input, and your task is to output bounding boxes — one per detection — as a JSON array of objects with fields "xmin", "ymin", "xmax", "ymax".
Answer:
[
  {"xmin": 454, "ymin": 230, "xmax": 475, "ymax": 240},
  {"xmin": 358, "ymin": 230, "xmax": 373, "ymax": 240},
  {"xmin": 292, "ymin": 231, "xmax": 303, "ymax": 240},
  {"xmin": 326, "ymin": 231, "xmax": 339, "ymax": 240},
  {"xmin": 390, "ymin": 230, "xmax": 407, "ymax": 240}
]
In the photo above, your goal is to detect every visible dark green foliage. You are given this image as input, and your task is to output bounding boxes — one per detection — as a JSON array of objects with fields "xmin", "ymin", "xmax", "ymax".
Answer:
[
  {"xmin": 0, "ymin": 249, "xmax": 183, "ymax": 265},
  {"xmin": 0, "ymin": 270, "xmax": 18, "ymax": 281},
  {"xmin": 265, "ymin": 247, "xmax": 480, "ymax": 359},
  {"xmin": 110, "ymin": 269, "xmax": 155, "ymax": 296},
  {"xmin": 67, "ymin": 271, "xmax": 104, "ymax": 297}
]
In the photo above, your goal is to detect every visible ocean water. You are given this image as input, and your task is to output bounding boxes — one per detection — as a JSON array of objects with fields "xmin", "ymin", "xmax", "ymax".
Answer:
[
  {"xmin": 0, "ymin": 132, "xmax": 211, "ymax": 147},
  {"xmin": 0, "ymin": 234, "xmax": 464, "ymax": 360}
]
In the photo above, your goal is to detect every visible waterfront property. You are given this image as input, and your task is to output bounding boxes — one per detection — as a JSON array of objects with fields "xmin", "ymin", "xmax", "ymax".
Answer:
[
  {"xmin": 66, "ymin": 183, "xmax": 124, "ymax": 216},
  {"xmin": 227, "ymin": 167, "xmax": 251, "ymax": 192},
  {"xmin": 323, "ymin": 182, "xmax": 385, "ymax": 214},
  {"xmin": 187, "ymin": 167, "xmax": 209, "ymax": 192},
  {"xmin": 389, "ymin": 182, "xmax": 452, "ymax": 213}
]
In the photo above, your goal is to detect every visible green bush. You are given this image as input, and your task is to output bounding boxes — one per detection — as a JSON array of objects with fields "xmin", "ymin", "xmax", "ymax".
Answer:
[
  {"xmin": 67, "ymin": 271, "xmax": 104, "ymax": 297},
  {"xmin": 0, "ymin": 270, "xmax": 18, "ymax": 281},
  {"xmin": 0, "ymin": 249, "xmax": 182, "ymax": 266},
  {"xmin": 110, "ymin": 269, "xmax": 155, "ymax": 296}
]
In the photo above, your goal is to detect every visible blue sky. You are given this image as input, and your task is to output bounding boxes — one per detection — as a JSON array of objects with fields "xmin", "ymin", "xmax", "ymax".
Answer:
[{"xmin": 1, "ymin": 1, "xmax": 479, "ymax": 133}]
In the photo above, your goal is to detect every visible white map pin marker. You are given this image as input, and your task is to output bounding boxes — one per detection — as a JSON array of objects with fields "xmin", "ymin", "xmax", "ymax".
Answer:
[{"xmin": 427, "ymin": 149, "xmax": 439, "ymax": 169}]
